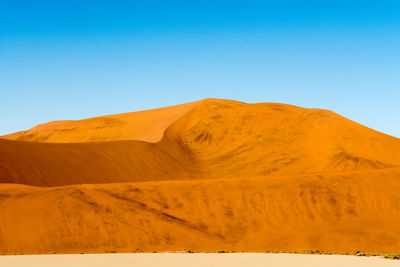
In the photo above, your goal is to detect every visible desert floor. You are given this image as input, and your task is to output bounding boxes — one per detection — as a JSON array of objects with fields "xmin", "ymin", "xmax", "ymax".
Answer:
[{"xmin": 0, "ymin": 253, "xmax": 399, "ymax": 267}]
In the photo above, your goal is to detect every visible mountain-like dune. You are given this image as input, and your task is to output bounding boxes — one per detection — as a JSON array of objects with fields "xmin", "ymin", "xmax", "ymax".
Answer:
[
  {"xmin": 1, "ymin": 99, "xmax": 399, "ymax": 186},
  {"xmin": 0, "ymin": 98, "xmax": 400, "ymax": 255}
]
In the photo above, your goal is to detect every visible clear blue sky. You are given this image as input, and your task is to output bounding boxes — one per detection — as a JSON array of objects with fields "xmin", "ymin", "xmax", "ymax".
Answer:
[{"xmin": 1, "ymin": 0, "xmax": 399, "ymax": 137}]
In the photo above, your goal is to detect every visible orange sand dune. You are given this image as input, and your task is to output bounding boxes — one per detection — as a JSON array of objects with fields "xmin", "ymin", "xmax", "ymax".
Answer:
[
  {"xmin": 1, "ymin": 98, "xmax": 400, "ymax": 255},
  {"xmin": 1, "ymin": 99, "xmax": 399, "ymax": 187},
  {"xmin": 1, "ymin": 100, "xmax": 200, "ymax": 143},
  {"xmin": 1, "ymin": 168, "xmax": 400, "ymax": 255},
  {"xmin": 0, "ymin": 138, "xmax": 198, "ymax": 186},
  {"xmin": 168, "ymin": 99, "xmax": 400, "ymax": 177}
]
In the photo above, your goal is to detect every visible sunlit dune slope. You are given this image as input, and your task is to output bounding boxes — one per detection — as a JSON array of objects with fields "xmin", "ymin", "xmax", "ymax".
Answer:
[
  {"xmin": 1, "ymin": 100, "xmax": 200, "ymax": 143},
  {"xmin": 1, "ymin": 168, "xmax": 400, "ymax": 254},
  {"xmin": 1, "ymin": 99, "xmax": 399, "ymax": 187},
  {"xmin": 168, "ymin": 99, "xmax": 400, "ymax": 177}
]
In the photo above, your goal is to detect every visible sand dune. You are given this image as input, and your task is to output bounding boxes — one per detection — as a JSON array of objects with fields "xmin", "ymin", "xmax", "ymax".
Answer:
[
  {"xmin": 168, "ymin": 99, "xmax": 400, "ymax": 177},
  {"xmin": 1, "ymin": 100, "xmax": 200, "ymax": 143},
  {"xmin": 1, "ymin": 99, "xmax": 399, "ymax": 187},
  {"xmin": 0, "ymin": 137, "xmax": 198, "ymax": 186},
  {"xmin": 1, "ymin": 169, "xmax": 400, "ymax": 254},
  {"xmin": 0, "ymin": 98, "xmax": 400, "ymax": 255}
]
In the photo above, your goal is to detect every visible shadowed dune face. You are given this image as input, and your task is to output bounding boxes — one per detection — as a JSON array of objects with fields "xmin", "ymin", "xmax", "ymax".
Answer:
[
  {"xmin": 0, "ymin": 138, "xmax": 199, "ymax": 186},
  {"xmin": 1, "ymin": 98, "xmax": 400, "ymax": 255}
]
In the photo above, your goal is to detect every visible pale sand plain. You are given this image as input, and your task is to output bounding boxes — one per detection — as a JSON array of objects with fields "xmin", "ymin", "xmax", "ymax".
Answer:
[{"xmin": 0, "ymin": 253, "xmax": 399, "ymax": 267}]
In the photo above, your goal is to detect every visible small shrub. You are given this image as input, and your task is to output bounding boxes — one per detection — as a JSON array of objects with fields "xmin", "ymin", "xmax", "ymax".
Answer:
[
  {"xmin": 296, "ymin": 250, "xmax": 320, "ymax": 254},
  {"xmin": 355, "ymin": 251, "xmax": 367, "ymax": 256},
  {"xmin": 383, "ymin": 254, "xmax": 400, "ymax": 260}
]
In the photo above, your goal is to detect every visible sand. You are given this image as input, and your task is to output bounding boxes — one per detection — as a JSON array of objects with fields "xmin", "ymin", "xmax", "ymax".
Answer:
[
  {"xmin": 1, "ymin": 98, "xmax": 400, "ymax": 255},
  {"xmin": 0, "ymin": 253, "xmax": 399, "ymax": 267},
  {"xmin": 1, "ymin": 169, "xmax": 400, "ymax": 254},
  {"xmin": 1, "ymin": 99, "xmax": 399, "ymax": 187},
  {"xmin": 1, "ymin": 100, "xmax": 201, "ymax": 143}
]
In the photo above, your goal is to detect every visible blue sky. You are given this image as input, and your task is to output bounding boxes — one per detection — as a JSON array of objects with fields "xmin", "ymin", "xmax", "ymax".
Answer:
[{"xmin": 1, "ymin": 0, "xmax": 399, "ymax": 137}]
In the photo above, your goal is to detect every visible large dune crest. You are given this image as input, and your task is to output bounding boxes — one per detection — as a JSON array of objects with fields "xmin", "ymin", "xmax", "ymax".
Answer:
[
  {"xmin": 168, "ymin": 99, "xmax": 400, "ymax": 176},
  {"xmin": 1, "ymin": 98, "xmax": 400, "ymax": 255}
]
